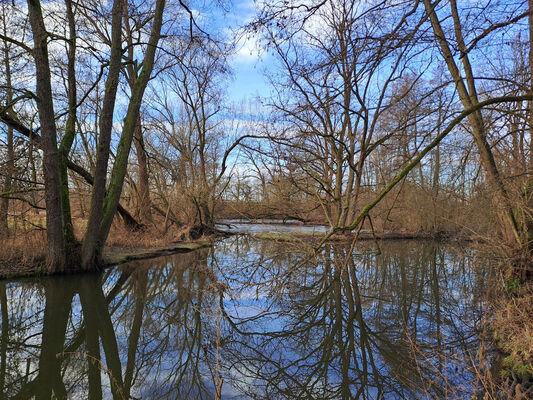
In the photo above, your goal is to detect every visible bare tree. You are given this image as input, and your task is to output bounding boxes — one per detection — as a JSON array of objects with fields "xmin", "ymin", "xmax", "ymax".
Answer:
[
  {"xmin": 147, "ymin": 36, "xmax": 234, "ymax": 229},
  {"xmin": 254, "ymin": 0, "xmax": 426, "ymax": 229}
]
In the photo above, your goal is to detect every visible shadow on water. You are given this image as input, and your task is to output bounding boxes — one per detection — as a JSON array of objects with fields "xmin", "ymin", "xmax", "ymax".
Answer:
[{"xmin": 0, "ymin": 236, "xmax": 492, "ymax": 399}]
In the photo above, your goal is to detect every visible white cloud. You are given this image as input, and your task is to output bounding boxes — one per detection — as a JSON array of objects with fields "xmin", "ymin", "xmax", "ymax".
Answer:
[{"xmin": 234, "ymin": 32, "xmax": 263, "ymax": 63}]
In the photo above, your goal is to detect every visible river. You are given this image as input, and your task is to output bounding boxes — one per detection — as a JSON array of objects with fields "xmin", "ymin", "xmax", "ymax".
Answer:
[{"xmin": 0, "ymin": 234, "xmax": 492, "ymax": 399}]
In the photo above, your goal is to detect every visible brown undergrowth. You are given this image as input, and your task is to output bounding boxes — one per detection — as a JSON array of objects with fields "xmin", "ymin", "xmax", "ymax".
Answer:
[
  {"xmin": 0, "ymin": 218, "xmax": 218, "ymax": 278},
  {"xmin": 0, "ymin": 230, "xmax": 47, "ymax": 277},
  {"xmin": 104, "ymin": 221, "xmax": 219, "ymax": 250}
]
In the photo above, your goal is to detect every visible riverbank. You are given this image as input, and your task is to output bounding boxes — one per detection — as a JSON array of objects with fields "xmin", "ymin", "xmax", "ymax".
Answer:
[
  {"xmin": 102, "ymin": 241, "xmax": 212, "ymax": 267},
  {"xmin": 0, "ymin": 221, "xmax": 471, "ymax": 279},
  {"xmin": 216, "ymin": 219, "xmax": 470, "ymax": 242},
  {"xmin": 0, "ymin": 226, "xmax": 215, "ymax": 279}
]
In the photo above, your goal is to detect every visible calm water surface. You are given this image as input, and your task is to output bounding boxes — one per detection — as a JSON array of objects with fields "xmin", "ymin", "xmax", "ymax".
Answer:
[
  {"xmin": 215, "ymin": 220, "xmax": 330, "ymax": 234},
  {"xmin": 0, "ymin": 236, "xmax": 492, "ymax": 399}
]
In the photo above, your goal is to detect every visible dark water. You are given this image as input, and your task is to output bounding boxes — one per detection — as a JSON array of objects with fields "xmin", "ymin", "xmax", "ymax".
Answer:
[{"xmin": 0, "ymin": 236, "xmax": 492, "ymax": 399}]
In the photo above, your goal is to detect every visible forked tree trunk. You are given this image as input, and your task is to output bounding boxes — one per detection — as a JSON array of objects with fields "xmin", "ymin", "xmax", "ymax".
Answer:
[{"xmin": 82, "ymin": 0, "xmax": 166, "ymax": 269}]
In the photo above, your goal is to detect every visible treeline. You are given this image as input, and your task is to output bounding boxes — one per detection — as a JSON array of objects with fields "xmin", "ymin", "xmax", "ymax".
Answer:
[{"xmin": 0, "ymin": 0, "xmax": 532, "ymax": 273}]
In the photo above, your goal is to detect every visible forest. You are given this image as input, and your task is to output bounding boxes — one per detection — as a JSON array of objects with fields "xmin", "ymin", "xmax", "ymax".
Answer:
[{"xmin": 0, "ymin": 0, "xmax": 532, "ymax": 398}]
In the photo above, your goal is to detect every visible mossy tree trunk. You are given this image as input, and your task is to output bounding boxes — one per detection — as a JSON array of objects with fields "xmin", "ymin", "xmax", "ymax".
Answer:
[
  {"xmin": 82, "ymin": 0, "xmax": 166, "ymax": 269},
  {"xmin": 80, "ymin": 0, "xmax": 125, "ymax": 269}
]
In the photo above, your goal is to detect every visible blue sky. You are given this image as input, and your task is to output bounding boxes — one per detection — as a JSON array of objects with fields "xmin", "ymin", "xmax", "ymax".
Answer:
[
  {"xmin": 229, "ymin": 50, "xmax": 270, "ymax": 102},
  {"xmin": 216, "ymin": 0, "xmax": 273, "ymax": 102}
]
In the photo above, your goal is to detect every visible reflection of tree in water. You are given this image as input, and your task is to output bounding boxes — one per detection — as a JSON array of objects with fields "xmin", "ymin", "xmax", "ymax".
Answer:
[
  {"xmin": 0, "ymin": 238, "xmax": 489, "ymax": 399},
  {"xmin": 0, "ymin": 249, "xmax": 223, "ymax": 399},
  {"xmin": 217, "ymin": 237, "xmax": 489, "ymax": 399}
]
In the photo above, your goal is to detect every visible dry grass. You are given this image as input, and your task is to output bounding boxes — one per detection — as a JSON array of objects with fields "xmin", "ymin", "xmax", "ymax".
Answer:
[
  {"xmin": 104, "ymin": 219, "xmax": 214, "ymax": 251},
  {"xmin": 0, "ymin": 230, "xmax": 47, "ymax": 277},
  {"xmin": 0, "ymin": 214, "xmax": 214, "ymax": 277},
  {"xmin": 104, "ymin": 224, "xmax": 171, "ymax": 250}
]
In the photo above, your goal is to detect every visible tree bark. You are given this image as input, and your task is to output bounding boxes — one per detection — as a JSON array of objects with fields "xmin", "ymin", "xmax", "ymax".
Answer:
[
  {"xmin": 27, "ymin": 0, "xmax": 66, "ymax": 271},
  {"xmin": 124, "ymin": 6, "xmax": 153, "ymax": 224},
  {"xmin": 0, "ymin": 19, "xmax": 14, "ymax": 237},
  {"xmin": 95, "ymin": 0, "xmax": 166, "ymax": 265},
  {"xmin": 81, "ymin": 0, "xmax": 125, "ymax": 269},
  {"xmin": 57, "ymin": 0, "xmax": 78, "ymax": 248},
  {"xmin": 133, "ymin": 119, "xmax": 153, "ymax": 224}
]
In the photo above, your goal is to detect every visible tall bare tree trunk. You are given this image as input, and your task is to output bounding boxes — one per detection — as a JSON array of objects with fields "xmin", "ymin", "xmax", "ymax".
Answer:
[
  {"xmin": 0, "ymin": 19, "xmax": 14, "ymax": 237},
  {"xmin": 123, "ymin": 4, "xmax": 153, "ymax": 225},
  {"xmin": 84, "ymin": 0, "xmax": 166, "ymax": 268},
  {"xmin": 57, "ymin": 0, "xmax": 78, "ymax": 248},
  {"xmin": 27, "ymin": 0, "xmax": 66, "ymax": 271},
  {"xmin": 133, "ymin": 120, "xmax": 153, "ymax": 224}
]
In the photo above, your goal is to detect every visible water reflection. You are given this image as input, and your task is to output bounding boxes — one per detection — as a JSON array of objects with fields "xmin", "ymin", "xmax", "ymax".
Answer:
[{"xmin": 0, "ymin": 237, "xmax": 490, "ymax": 399}]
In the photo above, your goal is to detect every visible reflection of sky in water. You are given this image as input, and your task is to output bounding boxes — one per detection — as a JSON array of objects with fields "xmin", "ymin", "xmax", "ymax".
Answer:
[
  {"xmin": 214, "ymin": 237, "xmax": 488, "ymax": 399},
  {"xmin": 0, "ymin": 235, "xmax": 489, "ymax": 399}
]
